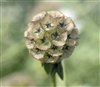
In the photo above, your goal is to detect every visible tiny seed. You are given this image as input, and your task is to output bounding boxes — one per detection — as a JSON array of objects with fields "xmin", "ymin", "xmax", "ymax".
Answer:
[
  {"xmin": 35, "ymin": 27, "xmax": 41, "ymax": 33},
  {"xmin": 66, "ymin": 46, "xmax": 69, "ymax": 50},
  {"xmin": 51, "ymin": 45, "xmax": 58, "ymax": 50},
  {"xmin": 46, "ymin": 53, "xmax": 52, "ymax": 58},
  {"xmin": 67, "ymin": 34, "xmax": 71, "ymax": 39},
  {"xmin": 41, "ymin": 37, "xmax": 46, "ymax": 43},
  {"xmin": 30, "ymin": 38, "xmax": 34, "ymax": 41},
  {"xmin": 52, "ymin": 32, "xmax": 60, "ymax": 39},
  {"xmin": 45, "ymin": 21, "xmax": 51, "ymax": 28},
  {"xmin": 30, "ymin": 38, "xmax": 34, "ymax": 43},
  {"xmin": 59, "ymin": 22, "xmax": 66, "ymax": 28},
  {"xmin": 59, "ymin": 55, "xmax": 62, "ymax": 58},
  {"xmin": 36, "ymin": 48, "xmax": 40, "ymax": 52}
]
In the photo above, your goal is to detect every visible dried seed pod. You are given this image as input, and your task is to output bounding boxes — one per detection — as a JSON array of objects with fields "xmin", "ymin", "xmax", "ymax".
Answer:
[{"xmin": 24, "ymin": 11, "xmax": 78, "ymax": 63}]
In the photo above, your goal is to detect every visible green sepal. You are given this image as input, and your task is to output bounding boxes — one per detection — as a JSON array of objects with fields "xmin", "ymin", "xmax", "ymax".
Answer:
[
  {"xmin": 42, "ymin": 62, "xmax": 64, "ymax": 80},
  {"xmin": 56, "ymin": 62, "xmax": 64, "ymax": 80},
  {"xmin": 42, "ymin": 63, "xmax": 53, "ymax": 74},
  {"xmin": 51, "ymin": 63, "xmax": 58, "ymax": 76}
]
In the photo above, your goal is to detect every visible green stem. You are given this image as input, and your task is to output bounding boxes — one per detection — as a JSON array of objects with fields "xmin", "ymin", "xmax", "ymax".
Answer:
[{"xmin": 52, "ymin": 74, "xmax": 56, "ymax": 87}]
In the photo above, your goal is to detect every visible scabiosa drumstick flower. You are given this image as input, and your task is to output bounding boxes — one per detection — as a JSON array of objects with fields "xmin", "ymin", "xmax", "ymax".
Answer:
[{"xmin": 24, "ymin": 11, "xmax": 78, "ymax": 80}]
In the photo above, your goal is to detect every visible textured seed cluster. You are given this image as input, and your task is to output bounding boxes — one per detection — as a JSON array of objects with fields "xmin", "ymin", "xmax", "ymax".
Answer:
[{"xmin": 24, "ymin": 11, "xmax": 78, "ymax": 63}]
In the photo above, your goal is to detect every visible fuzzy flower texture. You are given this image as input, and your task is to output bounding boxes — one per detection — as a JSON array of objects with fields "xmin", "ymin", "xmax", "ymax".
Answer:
[{"xmin": 24, "ymin": 11, "xmax": 78, "ymax": 63}]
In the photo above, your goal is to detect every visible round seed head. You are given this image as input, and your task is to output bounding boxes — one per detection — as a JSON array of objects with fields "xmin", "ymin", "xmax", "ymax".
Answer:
[{"xmin": 24, "ymin": 11, "xmax": 78, "ymax": 63}]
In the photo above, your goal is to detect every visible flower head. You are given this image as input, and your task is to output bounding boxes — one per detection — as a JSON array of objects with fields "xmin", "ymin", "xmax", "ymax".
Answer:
[{"xmin": 24, "ymin": 11, "xmax": 78, "ymax": 63}]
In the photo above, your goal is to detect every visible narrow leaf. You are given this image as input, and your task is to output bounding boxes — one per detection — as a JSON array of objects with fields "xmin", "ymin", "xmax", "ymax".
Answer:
[
  {"xmin": 51, "ymin": 63, "xmax": 58, "ymax": 76},
  {"xmin": 57, "ymin": 62, "xmax": 64, "ymax": 80},
  {"xmin": 42, "ymin": 63, "xmax": 53, "ymax": 74}
]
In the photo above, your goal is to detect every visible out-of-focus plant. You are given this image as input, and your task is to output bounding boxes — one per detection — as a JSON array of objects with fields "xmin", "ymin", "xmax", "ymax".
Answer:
[{"xmin": 1, "ymin": 72, "xmax": 35, "ymax": 87}]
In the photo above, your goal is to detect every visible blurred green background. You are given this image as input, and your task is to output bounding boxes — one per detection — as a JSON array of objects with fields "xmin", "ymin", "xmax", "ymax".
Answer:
[{"xmin": 0, "ymin": 0, "xmax": 99, "ymax": 87}]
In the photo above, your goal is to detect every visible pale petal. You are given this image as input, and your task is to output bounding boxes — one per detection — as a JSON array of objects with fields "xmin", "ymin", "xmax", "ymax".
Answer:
[
  {"xmin": 47, "ymin": 56, "xmax": 58, "ymax": 63},
  {"xmin": 64, "ymin": 17, "xmax": 75, "ymax": 34},
  {"xmin": 36, "ymin": 38, "xmax": 51, "ymax": 50},
  {"xmin": 24, "ymin": 30, "xmax": 34, "ymax": 39},
  {"xmin": 55, "ymin": 11, "xmax": 64, "ymax": 17},
  {"xmin": 69, "ymin": 28, "xmax": 78, "ymax": 39},
  {"xmin": 56, "ymin": 17, "xmax": 65, "ymax": 25},
  {"xmin": 64, "ymin": 46, "xmax": 75, "ymax": 58},
  {"xmin": 48, "ymin": 11, "xmax": 63, "ymax": 18},
  {"xmin": 25, "ymin": 38, "xmax": 35, "ymax": 49},
  {"xmin": 47, "ymin": 46, "xmax": 63, "ymax": 57},
  {"xmin": 47, "ymin": 49, "xmax": 62, "ymax": 57},
  {"xmin": 66, "ymin": 39, "xmax": 77, "ymax": 46},
  {"xmin": 51, "ymin": 31, "xmax": 67, "ymax": 46},
  {"xmin": 24, "ymin": 31, "xmax": 28, "ymax": 37},
  {"xmin": 41, "ymin": 13, "xmax": 57, "ymax": 31},
  {"xmin": 29, "ymin": 23, "xmax": 45, "ymax": 40},
  {"xmin": 66, "ymin": 23, "xmax": 74, "ymax": 34},
  {"xmin": 40, "ymin": 53, "xmax": 59, "ymax": 63},
  {"xmin": 29, "ymin": 49, "xmax": 45, "ymax": 59},
  {"xmin": 36, "ymin": 42, "xmax": 51, "ymax": 50},
  {"xmin": 26, "ymin": 22, "xmax": 34, "ymax": 32},
  {"xmin": 33, "ymin": 30, "xmax": 44, "ymax": 40},
  {"xmin": 60, "ymin": 32, "xmax": 67, "ymax": 41},
  {"xmin": 52, "ymin": 40, "xmax": 65, "ymax": 46},
  {"xmin": 26, "ymin": 44, "xmax": 34, "ymax": 49},
  {"xmin": 32, "ymin": 11, "xmax": 46, "ymax": 21}
]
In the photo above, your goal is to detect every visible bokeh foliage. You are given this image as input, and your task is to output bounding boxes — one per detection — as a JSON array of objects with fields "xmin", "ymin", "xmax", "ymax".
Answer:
[{"xmin": 0, "ymin": 0, "xmax": 99, "ymax": 87}]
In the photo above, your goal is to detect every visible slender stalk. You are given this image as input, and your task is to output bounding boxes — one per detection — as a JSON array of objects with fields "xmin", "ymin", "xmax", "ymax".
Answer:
[{"xmin": 52, "ymin": 74, "xmax": 56, "ymax": 87}]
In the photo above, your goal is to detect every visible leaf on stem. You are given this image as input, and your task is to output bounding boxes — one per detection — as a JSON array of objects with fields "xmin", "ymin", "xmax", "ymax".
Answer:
[
  {"xmin": 42, "ymin": 62, "xmax": 64, "ymax": 80},
  {"xmin": 42, "ymin": 63, "xmax": 53, "ymax": 74},
  {"xmin": 57, "ymin": 62, "xmax": 64, "ymax": 80}
]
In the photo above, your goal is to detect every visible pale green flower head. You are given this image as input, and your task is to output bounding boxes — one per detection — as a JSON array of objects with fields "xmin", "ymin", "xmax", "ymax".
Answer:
[{"xmin": 24, "ymin": 11, "xmax": 78, "ymax": 63}]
